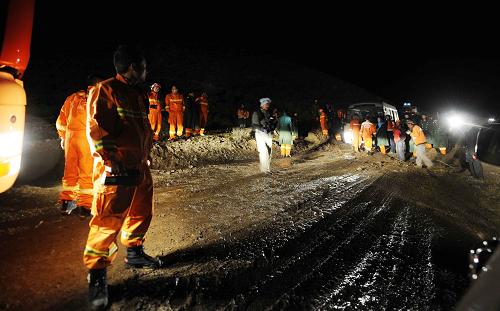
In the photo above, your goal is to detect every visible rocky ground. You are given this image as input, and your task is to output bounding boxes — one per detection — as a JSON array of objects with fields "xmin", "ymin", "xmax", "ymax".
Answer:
[{"xmin": 1, "ymin": 122, "xmax": 499, "ymax": 310}]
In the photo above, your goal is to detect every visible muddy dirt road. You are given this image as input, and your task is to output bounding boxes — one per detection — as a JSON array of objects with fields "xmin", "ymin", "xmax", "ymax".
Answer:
[{"xmin": 1, "ymin": 143, "xmax": 499, "ymax": 310}]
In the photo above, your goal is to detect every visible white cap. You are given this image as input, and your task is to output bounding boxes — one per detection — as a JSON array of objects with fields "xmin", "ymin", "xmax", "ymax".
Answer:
[{"xmin": 259, "ymin": 98, "xmax": 271, "ymax": 106}]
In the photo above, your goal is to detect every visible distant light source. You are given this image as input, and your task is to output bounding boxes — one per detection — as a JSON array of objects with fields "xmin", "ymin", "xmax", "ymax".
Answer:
[
  {"xmin": 403, "ymin": 102, "xmax": 411, "ymax": 107},
  {"xmin": 446, "ymin": 113, "xmax": 466, "ymax": 129},
  {"xmin": 488, "ymin": 117, "xmax": 495, "ymax": 123}
]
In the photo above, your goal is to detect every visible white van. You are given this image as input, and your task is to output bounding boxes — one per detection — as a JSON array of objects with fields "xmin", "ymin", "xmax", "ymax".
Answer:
[{"xmin": 343, "ymin": 102, "xmax": 399, "ymax": 144}]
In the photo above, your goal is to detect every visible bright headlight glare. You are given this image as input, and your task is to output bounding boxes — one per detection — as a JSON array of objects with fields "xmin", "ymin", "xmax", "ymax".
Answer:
[
  {"xmin": 8, "ymin": 155, "xmax": 21, "ymax": 176},
  {"xmin": 0, "ymin": 131, "xmax": 23, "ymax": 158},
  {"xmin": 344, "ymin": 130, "xmax": 353, "ymax": 144},
  {"xmin": 446, "ymin": 114, "xmax": 465, "ymax": 129}
]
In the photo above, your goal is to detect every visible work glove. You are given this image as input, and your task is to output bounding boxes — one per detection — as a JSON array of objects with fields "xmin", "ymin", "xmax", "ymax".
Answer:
[
  {"xmin": 60, "ymin": 138, "xmax": 65, "ymax": 150},
  {"xmin": 105, "ymin": 159, "xmax": 126, "ymax": 176}
]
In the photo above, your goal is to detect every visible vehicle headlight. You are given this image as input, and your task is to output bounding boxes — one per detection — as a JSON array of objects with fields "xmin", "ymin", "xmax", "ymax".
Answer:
[
  {"xmin": 446, "ymin": 114, "xmax": 466, "ymax": 129},
  {"xmin": 0, "ymin": 131, "xmax": 23, "ymax": 158},
  {"xmin": 343, "ymin": 130, "xmax": 353, "ymax": 143},
  {"xmin": 0, "ymin": 131, "xmax": 23, "ymax": 177}
]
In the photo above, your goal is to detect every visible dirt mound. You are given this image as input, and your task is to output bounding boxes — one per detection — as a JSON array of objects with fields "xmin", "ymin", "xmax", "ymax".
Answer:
[{"xmin": 150, "ymin": 128, "xmax": 326, "ymax": 170}]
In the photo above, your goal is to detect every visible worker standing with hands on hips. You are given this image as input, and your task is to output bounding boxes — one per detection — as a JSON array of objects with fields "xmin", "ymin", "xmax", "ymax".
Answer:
[
  {"xmin": 56, "ymin": 76, "xmax": 102, "ymax": 219},
  {"xmin": 84, "ymin": 45, "xmax": 162, "ymax": 310}
]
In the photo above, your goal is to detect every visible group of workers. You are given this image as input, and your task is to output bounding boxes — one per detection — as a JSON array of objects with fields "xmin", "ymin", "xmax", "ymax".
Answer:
[
  {"xmin": 148, "ymin": 83, "xmax": 209, "ymax": 142},
  {"xmin": 348, "ymin": 113, "xmax": 436, "ymax": 168},
  {"xmin": 54, "ymin": 43, "xmax": 486, "ymax": 309},
  {"xmin": 346, "ymin": 111, "xmax": 485, "ymax": 175}
]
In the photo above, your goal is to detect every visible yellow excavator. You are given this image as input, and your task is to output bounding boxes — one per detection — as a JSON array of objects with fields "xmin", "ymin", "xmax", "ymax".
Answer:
[{"xmin": 0, "ymin": 0, "xmax": 35, "ymax": 193}]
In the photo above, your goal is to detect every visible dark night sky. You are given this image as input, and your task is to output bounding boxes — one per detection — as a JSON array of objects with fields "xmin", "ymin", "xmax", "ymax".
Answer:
[{"xmin": 21, "ymin": 2, "xmax": 500, "ymax": 117}]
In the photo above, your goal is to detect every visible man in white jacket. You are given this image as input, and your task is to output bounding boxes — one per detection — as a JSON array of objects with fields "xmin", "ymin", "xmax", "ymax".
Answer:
[{"xmin": 252, "ymin": 98, "xmax": 275, "ymax": 173}]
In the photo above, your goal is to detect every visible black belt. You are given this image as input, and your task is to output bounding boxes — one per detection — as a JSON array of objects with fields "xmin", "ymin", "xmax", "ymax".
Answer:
[{"xmin": 149, "ymin": 105, "xmax": 158, "ymax": 109}]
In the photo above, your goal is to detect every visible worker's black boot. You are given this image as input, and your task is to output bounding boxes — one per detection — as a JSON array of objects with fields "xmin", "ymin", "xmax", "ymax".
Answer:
[
  {"xmin": 60, "ymin": 200, "xmax": 77, "ymax": 215},
  {"xmin": 78, "ymin": 206, "xmax": 92, "ymax": 220},
  {"xmin": 88, "ymin": 268, "xmax": 108, "ymax": 310},
  {"xmin": 125, "ymin": 245, "xmax": 163, "ymax": 269}
]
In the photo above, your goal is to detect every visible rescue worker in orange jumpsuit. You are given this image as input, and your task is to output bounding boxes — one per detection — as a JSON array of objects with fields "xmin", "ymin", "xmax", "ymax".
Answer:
[
  {"xmin": 407, "ymin": 120, "xmax": 433, "ymax": 168},
  {"xmin": 349, "ymin": 113, "xmax": 361, "ymax": 152},
  {"xmin": 84, "ymin": 46, "xmax": 162, "ymax": 310},
  {"xmin": 196, "ymin": 92, "xmax": 209, "ymax": 136},
  {"xmin": 165, "ymin": 85, "xmax": 184, "ymax": 140},
  {"xmin": 237, "ymin": 104, "xmax": 250, "ymax": 128},
  {"xmin": 360, "ymin": 115, "xmax": 376, "ymax": 151},
  {"xmin": 386, "ymin": 115, "xmax": 396, "ymax": 153},
  {"xmin": 148, "ymin": 82, "xmax": 162, "ymax": 142},
  {"xmin": 319, "ymin": 108, "xmax": 328, "ymax": 136},
  {"xmin": 56, "ymin": 83, "xmax": 98, "ymax": 218}
]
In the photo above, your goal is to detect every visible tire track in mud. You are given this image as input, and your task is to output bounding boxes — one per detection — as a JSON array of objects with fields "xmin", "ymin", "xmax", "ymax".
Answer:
[
  {"xmin": 228, "ymin": 181, "xmax": 400, "ymax": 310},
  {"xmin": 217, "ymin": 175, "xmax": 443, "ymax": 310},
  {"xmin": 309, "ymin": 206, "xmax": 436, "ymax": 311}
]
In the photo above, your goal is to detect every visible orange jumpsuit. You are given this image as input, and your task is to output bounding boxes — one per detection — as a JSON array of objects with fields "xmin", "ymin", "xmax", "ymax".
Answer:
[
  {"xmin": 319, "ymin": 111, "xmax": 328, "ymax": 136},
  {"xmin": 360, "ymin": 120, "xmax": 376, "ymax": 150},
  {"xmin": 197, "ymin": 96, "xmax": 209, "ymax": 135},
  {"xmin": 83, "ymin": 74, "xmax": 154, "ymax": 270},
  {"xmin": 350, "ymin": 119, "xmax": 361, "ymax": 151},
  {"xmin": 56, "ymin": 90, "xmax": 94, "ymax": 210},
  {"xmin": 387, "ymin": 120, "xmax": 395, "ymax": 132},
  {"xmin": 165, "ymin": 93, "xmax": 184, "ymax": 139},
  {"xmin": 148, "ymin": 91, "xmax": 162, "ymax": 141}
]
